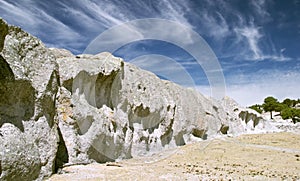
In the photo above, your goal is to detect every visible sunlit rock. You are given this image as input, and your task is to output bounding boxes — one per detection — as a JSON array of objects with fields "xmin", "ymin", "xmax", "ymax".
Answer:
[{"xmin": 0, "ymin": 18, "xmax": 60, "ymax": 180}]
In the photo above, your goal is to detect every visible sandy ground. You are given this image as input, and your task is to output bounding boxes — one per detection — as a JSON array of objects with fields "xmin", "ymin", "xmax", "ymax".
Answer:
[{"xmin": 47, "ymin": 132, "xmax": 300, "ymax": 181}]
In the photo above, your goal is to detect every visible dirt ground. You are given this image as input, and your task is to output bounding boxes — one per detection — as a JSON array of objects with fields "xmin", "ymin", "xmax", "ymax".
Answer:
[{"xmin": 47, "ymin": 132, "xmax": 300, "ymax": 180}]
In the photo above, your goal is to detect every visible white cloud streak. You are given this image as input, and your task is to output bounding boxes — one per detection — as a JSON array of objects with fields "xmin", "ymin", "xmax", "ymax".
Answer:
[
  {"xmin": 0, "ymin": 0, "xmax": 196, "ymax": 54},
  {"xmin": 158, "ymin": 0, "xmax": 192, "ymax": 28},
  {"xmin": 201, "ymin": 11, "xmax": 230, "ymax": 40},
  {"xmin": 250, "ymin": 0, "xmax": 272, "ymax": 22},
  {"xmin": 200, "ymin": 0, "xmax": 293, "ymax": 62},
  {"xmin": 235, "ymin": 25, "xmax": 263, "ymax": 60},
  {"xmin": 234, "ymin": 24, "xmax": 292, "ymax": 61},
  {"xmin": 0, "ymin": 0, "xmax": 84, "ymax": 52}
]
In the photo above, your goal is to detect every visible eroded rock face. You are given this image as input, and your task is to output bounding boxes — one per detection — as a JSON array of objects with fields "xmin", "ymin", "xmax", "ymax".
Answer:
[
  {"xmin": 0, "ymin": 19, "xmax": 60, "ymax": 180},
  {"xmin": 54, "ymin": 51, "xmax": 256, "ymax": 164},
  {"xmin": 221, "ymin": 96, "xmax": 272, "ymax": 133}
]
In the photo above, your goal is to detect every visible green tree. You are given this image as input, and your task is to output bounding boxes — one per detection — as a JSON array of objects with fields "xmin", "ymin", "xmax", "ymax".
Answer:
[
  {"xmin": 249, "ymin": 104, "xmax": 263, "ymax": 114},
  {"xmin": 274, "ymin": 103, "xmax": 288, "ymax": 112},
  {"xmin": 262, "ymin": 96, "xmax": 279, "ymax": 119},
  {"xmin": 292, "ymin": 109, "xmax": 300, "ymax": 123},
  {"xmin": 281, "ymin": 107, "xmax": 300, "ymax": 123},
  {"xmin": 281, "ymin": 107, "xmax": 293, "ymax": 120},
  {"xmin": 282, "ymin": 98, "xmax": 293, "ymax": 107}
]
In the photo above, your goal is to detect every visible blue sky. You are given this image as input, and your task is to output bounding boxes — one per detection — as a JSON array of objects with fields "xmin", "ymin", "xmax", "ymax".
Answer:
[{"xmin": 0, "ymin": 0, "xmax": 299, "ymax": 106}]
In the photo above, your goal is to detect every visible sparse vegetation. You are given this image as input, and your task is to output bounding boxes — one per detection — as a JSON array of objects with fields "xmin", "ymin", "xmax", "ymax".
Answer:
[
  {"xmin": 249, "ymin": 104, "xmax": 263, "ymax": 114},
  {"xmin": 249, "ymin": 97, "xmax": 300, "ymax": 123}
]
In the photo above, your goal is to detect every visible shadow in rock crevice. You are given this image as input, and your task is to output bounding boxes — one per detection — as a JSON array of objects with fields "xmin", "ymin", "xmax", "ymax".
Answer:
[
  {"xmin": 95, "ymin": 70, "xmax": 119, "ymax": 109},
  {"xmin": 71, "ymin": 70, "xmax": 120, "ymax": 109},
  {"xmin": 55, "ymin": 125, "xmax": 69, "ymax": 172},
  {"xmin": 0, "ymin": 55, "xmax": 14, "ymax": 80},
  {"xmin": 0, "ymin": 55, "xmax": 35, "ymax": 132},
  {"xmin": 0, "ymin": 80, "xmax": 35, "ymax": 132}
]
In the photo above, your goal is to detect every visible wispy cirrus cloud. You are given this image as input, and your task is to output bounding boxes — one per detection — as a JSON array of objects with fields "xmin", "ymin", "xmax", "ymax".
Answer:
[
  {"xmin": 0, "ymin": 0, "xmax": 85, "ymax": 53},
  {"xmin": 234, "ymin": 25, "xmax": 263, "ymax": 60},
  {"xmin": 200, "ymin": 11, "xmax": 231, "ymax": 40},
  {"xmin": 0, "ymin": 0, "xmax": 195, "ymax": 54},
  {"xmin": 229, "ymin": 0, "xmax": 291, "ymax": 61},
  {"xmin": 158, "ymin": 0, "xmax": 192, "ymax": 28},
  {"xmin": 234, "ymin": 24, "xmax": 291, "ymax": 61},
  {"xmin": 250, "ymin": 0, "xmax": 272, "ymax": 22}
]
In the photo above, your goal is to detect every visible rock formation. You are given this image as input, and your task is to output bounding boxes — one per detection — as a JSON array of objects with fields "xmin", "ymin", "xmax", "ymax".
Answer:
[
  {"xmin": 0, "ymin": 19, "xmax": 59, "ymax": 180},
  {"xmin": 0, "ymin": 18, "xmax": 267, "ymax": 180}
]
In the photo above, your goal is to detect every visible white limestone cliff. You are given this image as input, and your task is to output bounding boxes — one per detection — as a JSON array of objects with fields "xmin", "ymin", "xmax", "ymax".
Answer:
[{"xmin": 0, "ymin": 18, "xmax": 271, "ymax": 180}]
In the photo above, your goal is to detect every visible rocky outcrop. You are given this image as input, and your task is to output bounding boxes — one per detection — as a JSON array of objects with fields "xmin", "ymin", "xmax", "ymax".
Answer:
[
  {"xmin": 0, "ymin": 18, "xmax": 268, "ymax": 180},
  {"xmin": 0, "ymin": 19, "xmax": 60, "ymax": 180},
  {"xmin": 53, "ymin": 51, "xmax": 265, "ymax": 164},
  {"xmin": 222, "ymin": 97, "xmax": 273, "ymax": 133},
  {"xmin": 54, "ymin": 52, "xmax": 225, "ymax": 162}
]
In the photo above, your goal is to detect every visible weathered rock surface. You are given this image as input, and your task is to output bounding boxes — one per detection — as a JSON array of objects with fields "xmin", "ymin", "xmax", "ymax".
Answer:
[
  {"xmin": 221, "ymin": 97, "xmax": 274, "ymax": 133},
  {"xmin": 0, "ymin": 18, "xmax": 270, "ymax": 180},
  {"xmin": 53, "ymin": 51, "xmax": 267, "ymax": 165},
  {"xmin": 0, "ymin": 18, "xmax": 60, "ymax": 180}
]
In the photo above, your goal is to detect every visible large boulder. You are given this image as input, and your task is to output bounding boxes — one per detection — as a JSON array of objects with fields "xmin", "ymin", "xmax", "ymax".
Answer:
[{"xmin": 0, "ymin": 19, "xmax": 60, "ymax": 180}]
